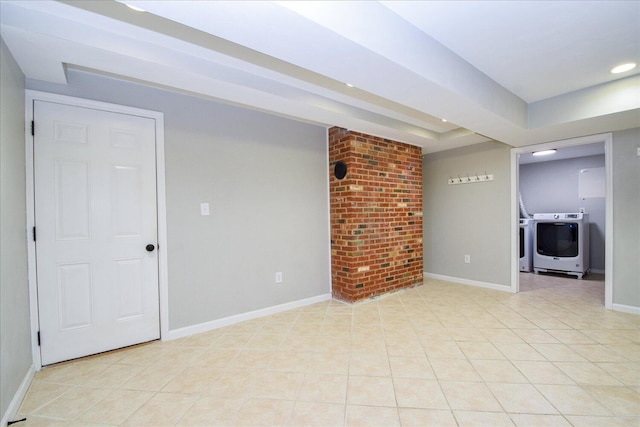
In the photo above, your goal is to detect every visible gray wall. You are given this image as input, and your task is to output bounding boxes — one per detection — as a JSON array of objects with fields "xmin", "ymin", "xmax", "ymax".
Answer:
[
  {"xmin": 1, "ymin": 38, "xmax": 31, "ymax": 420},
  {"xmin": 27, "ymin": 69, "xmax": 331, "ymax": 331},
  {"xmin": 520, "ymin": 155, "xmax": 606, "ymax": 271},
  {"xmin": 612, "ymin": 128, "xmax": 640, "ymax": 308},
  {"xmin": 423, "ymin": 141, "xmax": 512, "ymax": 287}
]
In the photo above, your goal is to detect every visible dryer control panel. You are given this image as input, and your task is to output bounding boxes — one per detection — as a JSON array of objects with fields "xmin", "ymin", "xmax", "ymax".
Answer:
[{"xmin": 535, "ymin": 213, "xmax": 585, "ymax": 221}]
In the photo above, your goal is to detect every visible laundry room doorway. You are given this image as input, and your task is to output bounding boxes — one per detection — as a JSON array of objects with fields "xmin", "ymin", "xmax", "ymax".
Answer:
[{"xmin": 510, "ymin": 133, "xmax": 613, "ymax": 309}]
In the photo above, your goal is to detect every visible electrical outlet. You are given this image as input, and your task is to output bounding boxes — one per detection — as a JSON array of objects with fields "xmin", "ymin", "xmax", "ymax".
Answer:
[
  {"xmin": 200, "ymin": 202, "xmax": 210, "ymax": 216},
  {"xmin": 275, "ymin": 272, "xmax": 283, "ymax": 283},
  {"xmin": 579, "ymin": 207, "xmax": 585, "ymax": 213},
  {"xmin": 464, "ymin": 255, "xmax": 471, "ymax": 264}
]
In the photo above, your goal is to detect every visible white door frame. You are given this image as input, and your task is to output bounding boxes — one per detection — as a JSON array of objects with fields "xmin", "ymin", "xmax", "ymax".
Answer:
[
  {"xmin": 510, "ymin": 132, "xmax": 613, "ymax": 310},
  {"xmin": 25, "ymin": 90, "xmax": 170, "ymax": 370}
]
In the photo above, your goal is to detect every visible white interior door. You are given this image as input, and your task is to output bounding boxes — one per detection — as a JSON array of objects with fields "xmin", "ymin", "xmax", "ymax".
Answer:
[{"xmin": 34, "ymin": 100, "xmax": 160, "ymax": 365}]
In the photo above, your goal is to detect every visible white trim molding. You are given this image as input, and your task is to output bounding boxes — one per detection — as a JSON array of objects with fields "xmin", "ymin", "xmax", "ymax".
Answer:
[
  {"xmin": 164, "ymin": 293, "xmax": 332, "ymax": 341},
  {"xmin": 0, "ymin": 365, "xmax": 34, "ymax": 427},
  {"xmin": 325, "ymin": 128, "xmax": 333, "ymax": 296},
  {"xmin": 423, "ymin": 272, "xmax": 513, "ymax": 293},
  {"xmin": 612, "ymin": 304, "xmax": 640, "ymax": 316},
  {"xmin": 24, "ymin": 90, "xmax": 168, "ymax": 370}
]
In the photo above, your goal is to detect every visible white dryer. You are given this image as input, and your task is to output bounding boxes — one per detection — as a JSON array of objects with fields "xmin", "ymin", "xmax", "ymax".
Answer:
[
  {"xmin": 533, "ymin": 213, "xmax": 590, "ymax": 279},
  {"xmin": 519, "ymin": 218, "xmax": 533, "ymax": 272}
]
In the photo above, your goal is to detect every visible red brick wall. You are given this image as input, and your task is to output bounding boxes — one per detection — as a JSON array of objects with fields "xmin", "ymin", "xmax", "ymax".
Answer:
[{"xmin": 329, "ymin": 127, "xmax": 423, "ymax": 303}]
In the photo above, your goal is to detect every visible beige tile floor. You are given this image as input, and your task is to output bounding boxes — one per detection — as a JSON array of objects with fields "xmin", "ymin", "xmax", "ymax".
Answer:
[{"xmin": 15, "ymin": 274, "xmax": 640, "ymax": 426}]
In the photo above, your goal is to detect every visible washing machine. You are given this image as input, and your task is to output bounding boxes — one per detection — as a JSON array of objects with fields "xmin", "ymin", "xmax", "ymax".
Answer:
[
  {"xmin": 519, "ymin": 218, "xmax": 533, "ymax": 272},
  {"xmin": 533, "ymin": 213, "xmax": 590, "ymax": 279}
]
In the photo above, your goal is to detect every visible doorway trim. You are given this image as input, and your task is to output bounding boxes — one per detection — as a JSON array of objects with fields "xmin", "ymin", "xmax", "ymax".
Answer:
[
  {"xmin": 25, "ymin": 90, "xmax": 169, "ymax": 370},
  {"xmin": 510, "ymin": 132, "xmax": 613, "ymax": 309}
]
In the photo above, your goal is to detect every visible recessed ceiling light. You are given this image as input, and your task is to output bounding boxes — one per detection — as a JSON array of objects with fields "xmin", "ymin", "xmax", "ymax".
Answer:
[
  {"xmin": 345, "ymin": 83, "xmax": 354, "ymax": 88},
  {"xmin": 532, "ymin": 149, "xmax": 557, "ymax": 157},
  {"xmin": 441, "ymin": 118, "xmax": 448, "ymax": 122},
  {"xmin": 124, "ymin": 3, "xmax": 146, "ymax": 12},
  {"xmin": 611, "ymin": 63, "xmax": 636, "ymax": 74}
]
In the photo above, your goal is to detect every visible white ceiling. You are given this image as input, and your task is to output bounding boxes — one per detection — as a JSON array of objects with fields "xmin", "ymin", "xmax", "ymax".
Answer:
[{"xmin": 1, "ymin": 0, "xmax": 639, "ymax": 153}]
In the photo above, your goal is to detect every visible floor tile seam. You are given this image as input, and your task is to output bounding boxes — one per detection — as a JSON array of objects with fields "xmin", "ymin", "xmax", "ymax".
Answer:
[
  {"xmin": 16, "ymin": 413, "xmax": 72, "ymax": 423},
  {"xmin": 486, "ymin": 379, "xmax": 566, "ymax": 416},
  {"xmin": 344, "ymin": 402, "xmax": 402, "ymax": 414},
  {"xmin": 184, "ymin": 395, "xmax": 252, "ymax": 427},
  {"xmin": 605, "ymin": 346, "xmax": 640, "ymax": 362},
  {"xmin": 529, "ymin": 382, "xmax": 614, "ymax": 418},
  {"xmin": 34, "ymin": 364, "xmax": 113, "ymax": 381},
  {"xmin": 454, "ymin": 408, "xmax": 546, "ymax": 417},
  {"xmin": 375, "ymin": 311, "xmax": 399, "ymax": 381},
  {"xmin": 472, "ymin": 358, "xmax": 536, "ymax": 391},
  {"xmin": 16, "ymin": 389, "xmax": 68, "ymax": 417},
  {"xmin": 160, "ymin": 369, "xmax": 226, "ymax": 395},
  {"xmin": 244, "ymin": 396, "xmax": 301, "ymax": 414},
  {"xmin": 575, "ymin": 384, "xmax": 640, "ymax": 417},
  {"xmin": 34, "ymin": 385, "xmax": 142, "ymax": 423},
  {"xmin": 506, "ymin": 412, "xmax": 574, "ymax": 426},
  {"xmin": 82, "ymin": 368, "xmax": 149, "ymax": 388},
  {"xmin": 454, "ymin": 353, "xmax": 544, "ymax": 412},
  {"xmin": 464, "ymin": 409, "xmax": 531, "ymax": 426},
  {"xmin": 391, "ymin": 376, "xmax": 450, "ymax": 412},
  {"xmin": 24, "ymin": 382, "xmax": 119, "ymax": 417},
  {"xmin": 550, "ymin": 361, "xmax": 627, "ymax": 386},
  {"xmin": 75, "ymin": 387, "xmax": 155, "ymax": 426},
  {"xmin": 294, "ymin": 382, "xmax": 349, "ymax": 406},
  {"xmin": 470, "ymin": 358, "xmax": 533, "ymax": 384},
  {"xmin": 566, "ymin": 342, "xmax": 635, "ymax": 357},
  {"xmin": 28, "ymin": 377, "xmax": 101, "ymax": 388},
  {"xmin": 288, "ymin": 400, "xmax": 349, "ymax": 427},
  {"xmin": 432, "ymin": 345, "xmax": 485, "ymax": 380}
]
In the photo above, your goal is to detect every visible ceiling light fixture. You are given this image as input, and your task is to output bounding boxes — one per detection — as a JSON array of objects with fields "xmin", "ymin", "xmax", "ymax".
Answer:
[
  {"xmin": 532, "ymin": 149, "xmax": 557, "ymax": 157},
  {"xmin": 124, "ymin": 3, "xmax": 146, "ymax": 12},
  {"xmin": 610, "ymin": 63, "xmax": 636, "ymax": 74},
  {"xmin": 345, "ymin": 83, "xmax": 354, "ymax": 88},
  {"xmin": 441, "ymin": 118, "xmax": 448, "ymax": 122}
]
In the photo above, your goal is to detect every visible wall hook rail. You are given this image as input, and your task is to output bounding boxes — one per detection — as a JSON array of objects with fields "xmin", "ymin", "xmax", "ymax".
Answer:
[{"xmin": 448, "ymin": 173, "xmax": 494, "ymax": 185}]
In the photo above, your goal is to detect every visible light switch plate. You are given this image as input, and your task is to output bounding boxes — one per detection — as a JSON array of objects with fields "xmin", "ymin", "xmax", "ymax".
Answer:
[{"xmin": 200, "ymin": 203, "xmax": 210, "ymax": 216}]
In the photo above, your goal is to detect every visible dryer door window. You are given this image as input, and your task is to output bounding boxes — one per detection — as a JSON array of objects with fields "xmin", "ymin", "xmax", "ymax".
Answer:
[{"xmin": 537, "ymin": 222, "xmax": 578, "ymax": 257}]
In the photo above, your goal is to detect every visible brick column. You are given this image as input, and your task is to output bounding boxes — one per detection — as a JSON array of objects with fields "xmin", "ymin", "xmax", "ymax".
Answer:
[{"xmin": 329, "ymin": 127, "xmax": 423, "ymax": 303}]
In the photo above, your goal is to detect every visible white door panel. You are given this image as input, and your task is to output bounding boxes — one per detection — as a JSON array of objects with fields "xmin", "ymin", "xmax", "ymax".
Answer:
[
  {"xmin": 56, "ymin": 262, "xmax": 93, "ymax": 330},
  {"xmin": 54, "ymin": 160, "xmax": 91, "ymax": 240},
  {"xmin": 34, "ymin": 100, "xmax": 160, "ymax": 365},
  {"xmin": 113, "ymin": 258, "xmax": 145, "ymax": 320}
]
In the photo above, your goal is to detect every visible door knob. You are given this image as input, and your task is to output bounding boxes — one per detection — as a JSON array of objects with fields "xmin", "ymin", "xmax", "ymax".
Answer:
[{"xmin": 145, "ymin": 244, "xmax": 155, "ymax": 252}]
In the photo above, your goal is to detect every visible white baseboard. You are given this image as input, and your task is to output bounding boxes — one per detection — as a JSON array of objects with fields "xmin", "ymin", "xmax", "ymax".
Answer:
[
  {"xmin": 1, "ymin": 364, "xmax": 34, "ymax": 427},
  {"xmin": 423, "ymin": 272, "xmax": 514, "ymax": 293},
  {"xmin": 164, "ymin": 293, "xmax": 332, "ymax": 340},
  {"xmin": 612, "ymin": 303, "xmax": 640, "ymax": 315}
]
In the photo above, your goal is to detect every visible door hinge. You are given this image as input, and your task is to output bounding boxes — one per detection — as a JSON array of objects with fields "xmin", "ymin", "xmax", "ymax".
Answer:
[
  {"xmin": 37, "ymin": 331, "xmax": 41, "ymax": 346},
  {"xmin": 33, "ymin": 226, "xmax": 36, "ymax": 242},
  {"xmin": 31, "ymin": 120, "xmax": 35, "ymax": 136}
]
